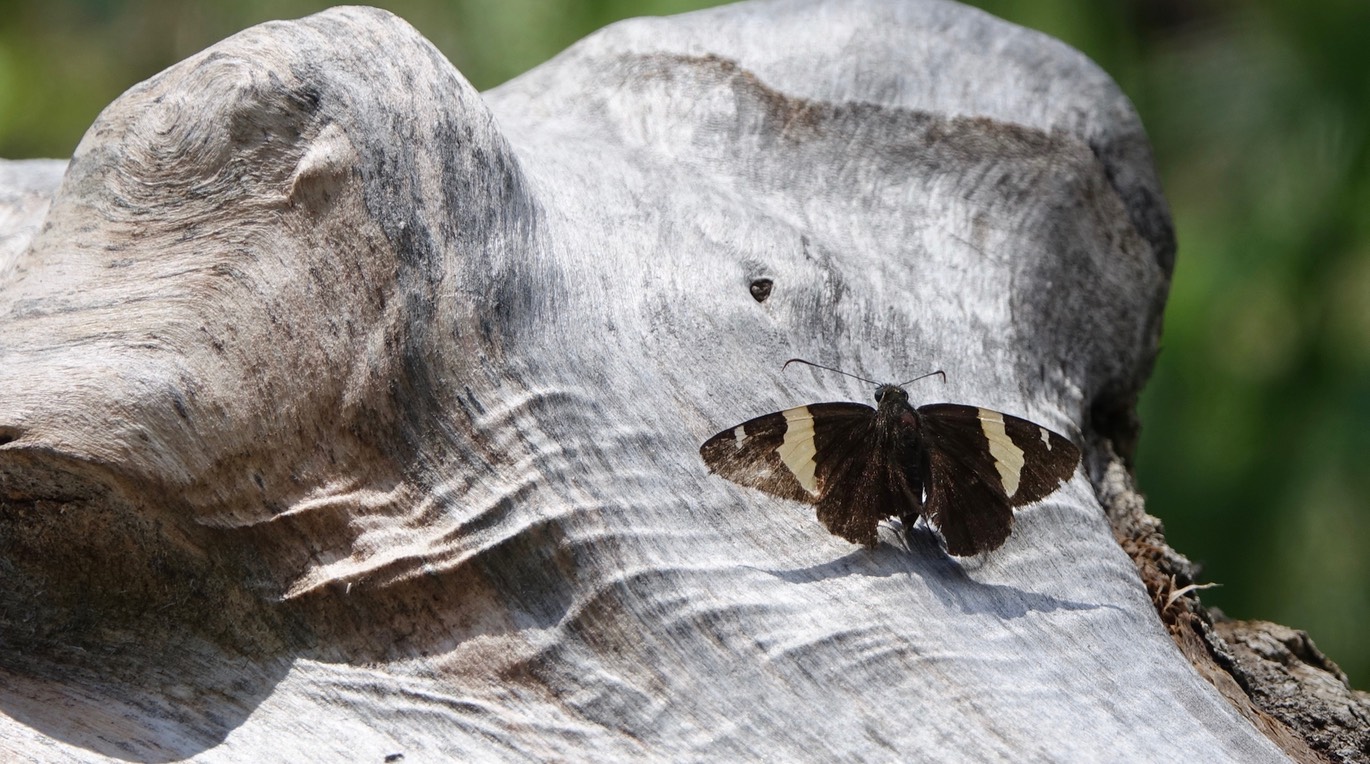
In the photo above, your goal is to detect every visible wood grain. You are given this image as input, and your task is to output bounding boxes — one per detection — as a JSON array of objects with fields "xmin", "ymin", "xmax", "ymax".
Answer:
[{"xmin": 0, "ymin": 1, "xmax": 1322, "ymax": 760}]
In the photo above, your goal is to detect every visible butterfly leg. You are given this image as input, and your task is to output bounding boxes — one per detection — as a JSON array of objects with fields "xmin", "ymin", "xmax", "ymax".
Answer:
[{"xmin": 897, "ymin": 483, "xmax": 925, "ymax": 548}]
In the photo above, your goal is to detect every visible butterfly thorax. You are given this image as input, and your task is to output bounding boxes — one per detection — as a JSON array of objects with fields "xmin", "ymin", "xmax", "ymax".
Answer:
[
  {"xmin": 872, "ymin": 384, "xmax": 925, "ymax": 463},
  {"xmin": 873, "ymin": 384, "xmax": 907, "ymax": 406},
  {"xmin": 873, "ymin": 384, "xmax": 918, "ymax": 435}
]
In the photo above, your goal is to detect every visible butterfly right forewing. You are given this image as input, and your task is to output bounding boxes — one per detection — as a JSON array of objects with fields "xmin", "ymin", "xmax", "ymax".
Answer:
[{"xmin": 917, "ymin": 404, "xmax": 1080, "ymax": 555}]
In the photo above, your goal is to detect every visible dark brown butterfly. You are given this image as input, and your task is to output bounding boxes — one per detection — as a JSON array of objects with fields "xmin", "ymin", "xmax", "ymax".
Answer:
[{"xmin": 699, "ymin": 361, "xmax": 1080, "ymax": 556}]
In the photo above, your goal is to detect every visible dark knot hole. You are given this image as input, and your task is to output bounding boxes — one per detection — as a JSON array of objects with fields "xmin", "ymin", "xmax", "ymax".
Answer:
[{"xmin": 749, "ymin": 278, "xmax": 773, "ymax": 302}]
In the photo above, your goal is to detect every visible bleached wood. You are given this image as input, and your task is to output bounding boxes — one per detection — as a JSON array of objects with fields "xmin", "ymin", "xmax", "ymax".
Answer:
[{"xmin": 0, "ymin": 1, "xmax": 1303, "ymax": 761}]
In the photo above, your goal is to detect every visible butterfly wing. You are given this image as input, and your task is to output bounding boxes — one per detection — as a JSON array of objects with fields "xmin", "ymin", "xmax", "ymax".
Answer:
[
  {"xmin": 917, "ymin": 404, "xmax": 1081, "ymax": 556},
  {"xmin": 812, "ymin": 421, "xmax": 924, "ymax": 547},
  {"xmin": 701, "ymin": 402, "xmax": 889, "ymax": 545}
]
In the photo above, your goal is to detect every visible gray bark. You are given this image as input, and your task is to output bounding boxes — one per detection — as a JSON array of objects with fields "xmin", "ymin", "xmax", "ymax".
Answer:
[{"xmin": 0, "ymin": 1, "xmax": 1358, "ymax": 761}]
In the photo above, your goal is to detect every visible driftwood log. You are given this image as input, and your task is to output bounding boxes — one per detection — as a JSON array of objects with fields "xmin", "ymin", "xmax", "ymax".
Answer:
[{"xmin": 1, "ymin": 1, "xmax": 1365, "ymax": 761}]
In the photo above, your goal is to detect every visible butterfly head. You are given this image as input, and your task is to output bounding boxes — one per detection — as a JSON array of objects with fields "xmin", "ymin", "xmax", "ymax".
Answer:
[{"xmin": 874, "ymin": 384, "xmax": 909, "ymax": 407}]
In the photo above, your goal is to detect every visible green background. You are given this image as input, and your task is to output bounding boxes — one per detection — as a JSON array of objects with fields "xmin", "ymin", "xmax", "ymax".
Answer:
[{"xmin": 1, "ymin": 0, "xmax": 1366, "ymax": 687}]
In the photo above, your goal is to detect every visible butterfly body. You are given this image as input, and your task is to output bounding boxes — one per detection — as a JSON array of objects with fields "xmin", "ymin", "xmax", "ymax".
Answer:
[{"xmin": 700, "ymin": 383, "xmax": 1080, "ymax": 556}]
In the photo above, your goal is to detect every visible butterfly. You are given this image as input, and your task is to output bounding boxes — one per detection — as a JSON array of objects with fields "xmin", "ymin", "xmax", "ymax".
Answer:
[{"xmin": 699, "ymin": 360, "xmax": 1081, "ymax": 556}]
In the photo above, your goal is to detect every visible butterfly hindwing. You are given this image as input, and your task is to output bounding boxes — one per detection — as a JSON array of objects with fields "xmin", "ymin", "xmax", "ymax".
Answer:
[
  {"xmin": 814, "ymin": 424, "xmax": 923, "ymax": 547},
  {"xmin": 917, "ymin": 404, "xmax": 1080, "ymax": 555}
]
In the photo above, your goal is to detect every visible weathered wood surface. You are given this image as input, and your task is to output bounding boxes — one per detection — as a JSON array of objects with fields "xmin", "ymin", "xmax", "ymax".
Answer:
[{"xmin": 0, "ymin": 0, "xmax": 1329, "ymax": 760}]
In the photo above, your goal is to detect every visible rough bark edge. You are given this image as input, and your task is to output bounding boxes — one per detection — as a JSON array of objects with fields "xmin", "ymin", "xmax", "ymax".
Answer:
[{"xmin": 1089, "ymin": 436, "xmax": 1370, "ymax": 763}]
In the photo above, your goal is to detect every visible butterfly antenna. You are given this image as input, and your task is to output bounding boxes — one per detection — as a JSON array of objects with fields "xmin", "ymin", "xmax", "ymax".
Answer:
[
  {"xmin": 782, "ymin": 358, "xmax": 879, "ymax": 385},
  {"xmin": 897, "ymin": 369, "xmax": 946, "ymax": 387}
]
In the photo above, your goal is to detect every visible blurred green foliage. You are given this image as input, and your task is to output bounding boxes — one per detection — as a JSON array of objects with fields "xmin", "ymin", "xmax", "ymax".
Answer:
[
  {"xmin": 968, "ymin": 0, "xmax": 1370, "ymax": 691},
  {"xmin": 0, "ymin": 0, "xmax": 1365, "ymax": 687}
]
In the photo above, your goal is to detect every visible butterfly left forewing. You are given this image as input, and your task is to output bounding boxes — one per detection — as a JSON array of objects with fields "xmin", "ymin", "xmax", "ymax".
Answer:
[
  {"xmin": 700, "ymin": 402, "xmax": 875, "ymax": 506},
  {"xmin": 917, "ymin": 404, "xmax": 1080, "ymax": 555}
]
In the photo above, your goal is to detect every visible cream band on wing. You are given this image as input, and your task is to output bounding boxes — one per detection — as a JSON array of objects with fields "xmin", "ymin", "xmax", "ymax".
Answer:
[
  {"xmin": 977, "ymin": 408, "xmax": 1025, "ymax": 498},
  {"xmin": 779, "ymin": 407, "xmax": 820, "ymax": 495}
]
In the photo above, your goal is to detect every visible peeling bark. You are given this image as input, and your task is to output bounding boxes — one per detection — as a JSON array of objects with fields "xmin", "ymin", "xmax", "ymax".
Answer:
[{"xmin": 1099, "ymin": 439, "xmax": 1370, "ymax": 763}]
